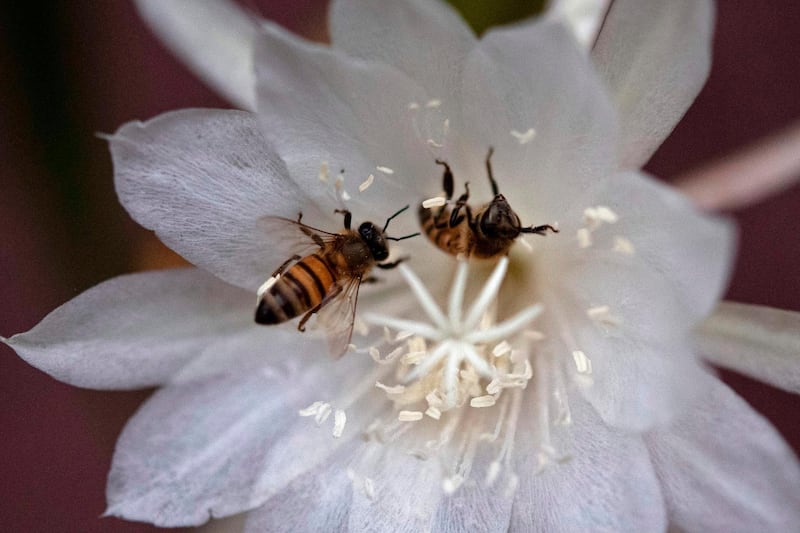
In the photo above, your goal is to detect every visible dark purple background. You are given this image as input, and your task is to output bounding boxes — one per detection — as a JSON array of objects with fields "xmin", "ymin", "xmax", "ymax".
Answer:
[{"xmin": 1, "ymin": 1, "xmax": 798, "ymax": 530}]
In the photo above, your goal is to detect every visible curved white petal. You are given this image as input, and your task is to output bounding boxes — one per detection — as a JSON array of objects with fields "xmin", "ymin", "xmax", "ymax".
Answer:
[
  {"xmin": 243, "ymin": 448, "xmax": 354, "ymax": 532},
  {"xmin": 458, "ymin": 19, "xmax": 617, "ymax": 223},
  {"xmin": 254, "ymin": 23, "xmax": 433, "ymax": 225},
  {"xmin": 592, "ymin": 0, "xmax": 714, "ymax": 168},
  {"xmin": 696, "ymin": 302, "xmax": 800, "ymax": 393},
  {"xmin": 329, "ymin": 0, "xmax": 476, "ymax": 100},
  {"xmin": 135, "ymin": 0, "xmax": 258, "ymax": 110},
  {"xmin": 110, "ymin": 108, "xmax": 318, "ymax": 291},
  {"xmin": 3, "ymin": 268, "xmax": 254, "ymax": 390},
  {"xmin": 538, "ymin": 172, "xmax": 733, "ymax": 430},
  {"xmin": 105, "ymin": 353, "xmax": 384, "ymax": 526},
  {"xmin": 645, "ymin": 371, "xmax": 800, "ymax": 532},
  {"xmin": 511, "ymin": 393, "xmax": 666, "ymax": 531},
  {"xmin": 547, "ymin": 0, "xmax": 610, "ymax": 49}
]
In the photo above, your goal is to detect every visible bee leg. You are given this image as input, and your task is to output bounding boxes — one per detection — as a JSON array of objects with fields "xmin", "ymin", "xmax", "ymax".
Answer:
[
  {"xmin": 521, "ymin": 224, "xmax": 559, "ymax": 236},
  {"xmin": 334, "ymin": 208, "xmax": 352, "ymax": 230},
  {"xmin": 298, "ymin": 284, "xmax": 343, "ymax": 332},
  {"xmin": 435, "ymin": 159, "xmax": 454, "ymax": 200},
  {"xmin": 485, "ymin": 146, "xmax": 499, "ymax": 196},
  {"xmin": 271, "ymin": 255, "xmax": 301, "ymax": 278},
  {"xmin": 362, "ymin": 275, "xmax": 381, "ymax": 284},
  {"xmin": 449, "ymin": 182, "xmax": 471, "ymax": 226},
  {"xmin": 376, "ymin": 256, "xmax": 409, "ymax": 270}
]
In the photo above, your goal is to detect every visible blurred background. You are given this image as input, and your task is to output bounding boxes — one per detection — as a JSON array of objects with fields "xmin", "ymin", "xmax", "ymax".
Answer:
[{"xmin": 1, "ymin": 1, "xmax": 799, "ymax": 530}]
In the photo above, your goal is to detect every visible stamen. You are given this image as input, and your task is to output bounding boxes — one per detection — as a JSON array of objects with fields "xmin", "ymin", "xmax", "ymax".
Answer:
[
  {"xmin": 613, "ymin": 236, "xmax": 635, "ymax": 255},
  {"xmin": 358, "ymin": 174, "xmax": 375, "ymax": 192},
  {"xmin": 427, "ymin": 139, "xmax": 444, "ymax": 148},
  {"xmin": 422, "ymin": 196, "xmax": 447, "ymax": 209},
  {"xmin": 510, "ymin": 128, "xmax": 536, "ymax": 144},
  {"xmin": 376, "ymin": 166, "xmax": 395, "ymax": 175},
  {"xmin": 425, "ymin": 99, "xmax": 442, "ymax": 108},
  {"xmin": 398, "ymin": 410, "xmax": 424, "ymax": 422},
  {"xmin": 586, "ymin": 305, "xmax": 621, "ymax": 326},
  {"xmin": 319, "ymin": 161, "xmax": 329, "ymax": 183},
  {"xmin": 470, "ymin": 395, "xmax": 496, "ymax": 408},
  {"xmin": 332, "ymin": 409, "xmax": 347, "ymax": 438},
  {"xmin": 408, "ymin": 102, "xmax": 420, "ymax": 110},
  {"xmin": 375, "ymin": 381, "xmax": 406, "ymax": 395}
]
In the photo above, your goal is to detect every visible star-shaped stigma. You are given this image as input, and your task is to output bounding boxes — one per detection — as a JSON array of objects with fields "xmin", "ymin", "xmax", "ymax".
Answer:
[{"xmin": 364, "ymin": 257, "xmax": 543, "ymax": 409}]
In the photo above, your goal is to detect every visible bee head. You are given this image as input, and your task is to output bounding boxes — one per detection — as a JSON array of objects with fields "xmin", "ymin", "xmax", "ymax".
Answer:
[
  {"xmin": 479, "ymin": 195, "xmax": 522, "ymax": 240},
  {"xmin": 358, "ymin": 221, "xmax": 390, "ymax": 261}
]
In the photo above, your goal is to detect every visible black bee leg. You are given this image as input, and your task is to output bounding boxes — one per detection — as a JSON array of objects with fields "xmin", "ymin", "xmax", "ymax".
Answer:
[
  {"xmin": 449, "ymin": 182, "xmax": 471, "ymax": 226},
  {"xmin": 376, "ymin": 256, "xmax": 409, "ymax": 270},
  {"xmin": 486, "ymin": 146, "xmax": 499, "ymax": 196},
  {"xmin": 362, "ymin": 275, "xmax": 381, "ymax": 284},
  {"xmin": 270, "ymin": 255, "xmax": 301, "ymax": 278},
  {"xmin": 334, "ymin": 209, "xmax": 352, "ymax": 230},
  {"xmin": 435, "ymin": 159, "xmax": 454, "ymax": 200},
  {"xmin": 298, "ymin": 284, "xmax": 343, "ymax": 332},
  {"xmin": 521, "ymin": 224, "xmax": 559, "ymax": 236}
]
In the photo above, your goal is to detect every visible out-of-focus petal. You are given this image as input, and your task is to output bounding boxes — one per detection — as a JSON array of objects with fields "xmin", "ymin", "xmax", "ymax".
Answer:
[
  {"xmin": 4, "ymin": 268, "xmax": 253, "ymax": 390},
  {"xmin": 458, "ymin": 20, "xmax": 617, "ymax": 222},
  {"xmin": 696, "ymin": 302, "xmax": 800, "ymax": 393},
  {"xmin": 105, "ymin": 353, "xmax": 386, "ymax": 526},
  {"xmin": 511, "ymin": 393, "xmax": 666, "ymax": 531},
  {"xmin": 135, "ymin": 0, "xmax": 258, "ymax": 110},
  {"xmin": 110, "ymin": 108, "xmax": 316, "ymax": 291},
  {"xmin": 254, "ymin": 22, "xmax": 432, "ymax": 225},
  {"xmin": 645, "ymin": 371, "xmax": 800, "ymax": 532},
  {"xmin": 329, "ymin": 0, "xmax": 476, "ymax": 99},
  {"xmin": 592, "ymin": 0, "xmax": 714, "ymax": 168}
]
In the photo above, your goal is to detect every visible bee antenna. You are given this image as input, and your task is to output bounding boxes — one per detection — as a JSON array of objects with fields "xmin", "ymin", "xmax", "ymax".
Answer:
[
  {"xmin": 387, "ymin": 232, "xmax": 420, "ymax": 242},
  {"xmin": 383, "ymin": 205, "xmax": 411, "ymax": 232}
]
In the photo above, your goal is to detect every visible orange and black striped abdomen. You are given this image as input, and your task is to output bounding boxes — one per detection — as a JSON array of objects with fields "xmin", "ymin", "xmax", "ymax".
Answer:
[
  {"xmin": 418, "ymin": 203, "xmax": 472, "ymax": 257},
  {"xmin": 255, "ymin": 253, "xmax": 338, "ymax": 324}
]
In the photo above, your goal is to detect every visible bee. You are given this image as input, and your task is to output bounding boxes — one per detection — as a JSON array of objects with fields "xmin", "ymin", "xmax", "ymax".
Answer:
[
  {"xmin": 255, "ymin": 206, "xmax": 419, "ymax": 357},
  {"xmin": 419, "ymin": 147, "xmax": 558, "ymax": 258}
]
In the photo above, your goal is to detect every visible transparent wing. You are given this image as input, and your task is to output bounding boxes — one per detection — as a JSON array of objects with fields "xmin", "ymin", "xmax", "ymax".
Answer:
[
  {"xmin": 316, "ymin": 275, "xmax": 362, "ymax": 359},
  {"xmin": 257, "ymin": 215, "xmax": 341, "ymax": 259}
]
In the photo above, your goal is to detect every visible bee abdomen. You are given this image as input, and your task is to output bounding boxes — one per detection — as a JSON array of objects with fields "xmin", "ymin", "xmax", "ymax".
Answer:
[{"xmin": 255, "ymin": 254, "xmax": 336, "ymax": 324}]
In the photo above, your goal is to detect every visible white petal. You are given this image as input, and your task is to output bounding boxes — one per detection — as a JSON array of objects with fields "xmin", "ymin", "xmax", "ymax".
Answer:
[
  {"xmin": 645, "ymin": 372, "xmax": 800, "ymax": 531},
  {"xmin": 105, "ymin": 353, "xmax": 384, "ymax": 526},
  {"xmin": 459, "ymin": 20, "xmax": 617, "ymax": 222},
  {"xmin": 346, "ymin": 445, "xmax": 442, "ymax": 532},
  {"xmin": 592, "ymin": 0, "xmax": 714, "ymax": 168},
  {"xmin": 135, "ymin": 0, "xmax": 258, "ymax": 110},
  {"xmin": 329, "ymin": 0, "xmax": 476, "ymax": 99},
  {"xmin": 3, "ymin": 268, "xmax": 253, "ymax": 390},
  {"xmin": 254, "ymin": 23, "xmax": 432, "ymax": 223},
  {"xmin": 540, "ymin": 173, "xmax": 733, "ymax": 430},
  {"xmin": 696, "ymin": 302, "xmax": 800, "ymax": 393},
  {"xmin": 511, "ymin": 393, "xmax": 666, "ymax": 531},
  {"xmin": 547, "ymin": 0, "xmax": 611, "ymax": 49},
  {"xmin": 110, "ymin": 108, "xmax": 316, "ymax": 291},
  {"xmin": 243, "ymin": 448, "xmax": 353, "ymax": 532}
]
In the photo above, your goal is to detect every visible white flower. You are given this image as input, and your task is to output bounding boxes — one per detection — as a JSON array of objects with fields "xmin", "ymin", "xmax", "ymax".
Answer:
[{"xmin": 4, "ymin": 0, "xmax": 800, "ymax": 531}]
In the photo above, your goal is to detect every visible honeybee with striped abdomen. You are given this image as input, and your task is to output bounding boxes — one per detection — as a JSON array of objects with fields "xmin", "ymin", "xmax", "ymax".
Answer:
[
  {"xmin": 419, "ymin": 147, "xmax": 558, "ymax": 258},
  {"xmin": 255, "ymin": 206, "xmax": 418, "ymax": 357}
]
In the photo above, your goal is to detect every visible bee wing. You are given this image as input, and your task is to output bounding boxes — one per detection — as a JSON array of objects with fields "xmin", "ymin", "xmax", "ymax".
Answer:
[
  {"xmin": 316, "ymin": 275, "xmax": 363, "ymax": 359},
  {"xmin": 257, "ymin": 215, "xmax": 341, "ymax": 258}
]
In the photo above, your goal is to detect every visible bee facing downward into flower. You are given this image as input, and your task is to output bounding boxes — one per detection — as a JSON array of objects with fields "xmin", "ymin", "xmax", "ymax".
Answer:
[{"xmin": 3, "ymin": 0, "xmax": 800, "ymax": 531}]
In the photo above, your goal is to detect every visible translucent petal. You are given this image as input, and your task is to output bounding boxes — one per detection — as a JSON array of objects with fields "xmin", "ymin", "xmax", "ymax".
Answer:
[
  {"xmin": 511, "ymin": 393, "xmax": 666, "ymax": 531},
  {"xmin": 254, "ymin": 23, "xmax": 433, "ymax": 226},
  {"xmin": 696, "ymin": 301, "xmax": 800, "ymax": 393},
  {"xmin": 458, "ymin": 19, "xmax": 617, "ymax": 222},
  {"xmin": 110, "ymin": 108, "xmax": 320, "ymax": 291},
  {"xmin": 592, "ymin": 0, "xmax": 714, "ymax": 168},
  {"xmin": 105, "ymin": 353, "xmax": 384, "ymax": 526},
  {"xmin": 645, "ymin": 372, "xmax": 800, "ymax": 531},
  {"xmin": 4, "ymin": 268, "xmax": 252, "ymax": 390},
  {"xmin": 135, "ymin": 0, "xmax": 258, "ymax": 109},
  {"xmin": 329, "ymin": 0, "xmax": 476, "ymax": 100}
]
